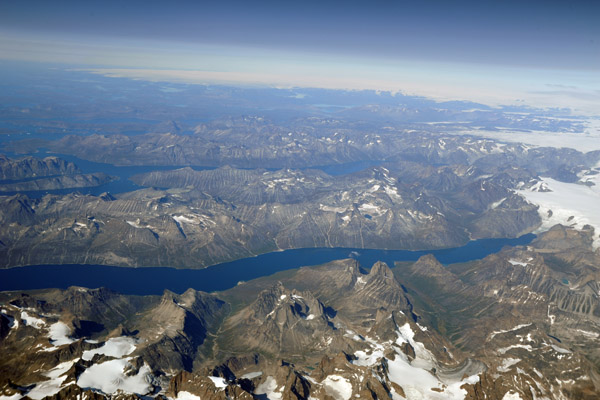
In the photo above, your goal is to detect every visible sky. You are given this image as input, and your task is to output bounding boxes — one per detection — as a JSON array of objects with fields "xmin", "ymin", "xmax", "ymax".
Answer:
[{"xmin": 1, "ymin": 0, "xmax": 599, "ymax": 113}]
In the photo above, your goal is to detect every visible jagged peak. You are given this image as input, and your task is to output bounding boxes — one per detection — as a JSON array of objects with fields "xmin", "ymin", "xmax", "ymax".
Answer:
[
  {"xmin": 248, "ymin": 283, "xmax": 327, "ymax": 324},
  {"xmin": 369, "ymin": 261, "xmax": 394, "ymax": 279}
]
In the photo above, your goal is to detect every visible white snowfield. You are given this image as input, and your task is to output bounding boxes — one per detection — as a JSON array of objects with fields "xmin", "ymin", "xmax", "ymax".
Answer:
[
  {"xmin": 20, "ymin": 311, "xmax": 45, "ymax": 328},
  {"xmin": 175, "ymin": 392, "xmax": 202, "ymax": 400},
  {"xmin": 3, "ymin": 329, "xmax": 153, "ymax": 400},
  {"xmin": 516, "ymin": 172, "xmax": 600, "ymax": 248},
  {"xmin": 458, "ymin": 117, "xmax": 600, "ymax": 152},
  {"xmin": 48, "ymin": 321, "xmax": 76, "ymax": 346},
  {"xmin": 77, "ymin": 358, "xmax": 153, "ymax": 395},
  {"xmin": 77, "ymin": 336, "xmax": 152, "ymax": 395},
  {"xmin": 208, "ymin": 376, "xmax": 228, "ymax": 389},
  {"xmin": 25, "ymin": 361, "xmax": 75, "ymax": 400},
  {"xmin": 352, "ymin": 322, "xmax": 480, "ymax": 400},
  {"xmin": 502, "ymin": 391, "xmax": 523, "ymax": 400},
  {"xmin": 255, "ymin": 375, "xmax": 283, "ymax": 399},
  {"xmin": 322, "ymin": 375, "xmax": 353, "ymax": 400},
  {"xmin": 82, "ymin": 336, "xmax": 138, "ymax": 361}
]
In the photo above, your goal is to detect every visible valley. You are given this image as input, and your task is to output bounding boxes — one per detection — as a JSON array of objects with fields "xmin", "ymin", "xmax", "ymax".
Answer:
[
  {"xmin": 1, "ymin": 226, "xmax": 599, "ymax": 399},
  {"xmin": 1, "ymin": 70, "xmax": 599, "ymax": 399}
]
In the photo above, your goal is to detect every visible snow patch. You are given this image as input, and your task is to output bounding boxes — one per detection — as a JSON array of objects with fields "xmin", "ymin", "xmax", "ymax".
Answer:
[
  {"xmin": 490, "ymin": 324, "xmax": 532, "ymax": 339},
  {"xmin": 126, "ymin": 220, "xmax": 144, "ymax": 229},
  {"xmin": 176, "ymin": 391, "xmax": 201, "ymax": 400},
  {"xmin": 208, "ymin": 376, "xmax": 228, "ymax": 389},
  {"xmin": 320, "ymin": 204, "xmax": 347, "ymax": 213},
  {"xmin": 354, "ymin": 323, "xmax": 479, "ymax": 399},
  {"xmin": 26, "ymin": 361, "xmax": 75, "ymax": 400},
  {"xmin": 508, "ymin": 259, "xmax": 529, "ymax": 267},
  {"xmin": 241, "ymin": 371, "xmax": 263, "ymax": 379},
  {"xmin": 47, "ymin": 322, "xmax": 76, "ymax": 346},
  {"xmin": 550, "ymin": 344, "xmax": 571, "ymax": 354},
  {"xmin": 322, "ymin": 375, "xmax": 352, "ymax": 400},
  {"xmin": 502, "ymin": 391, "xmax": 523, "ymax": 400},
  {"xmin": 20, "ymin": 311, "xmax": 45, "ymax": 328},
  {"xmin": 172, "ymin": 214, "xmax": 216, "ymax": 227},
  {"xmin": 359, "ymin": 202, "xmax": 384, "ymax": 217},
  {"xmin": 396, "ymin": 323, "xmax": 436, "ymax": 369},
  {"xmin": 77, "ymin": 358, "xmax": 152, "ymax": 395},
  {"xmin": 497, "ymin": 358, "xmax": 521, "ymax": 373},
  {"xmin": 384, "ymin": 185, "xmax": 402, "ymax": 201},
  {"xmin": 255, "ymin": 376, "xmax": 282, "ymax": 400},
  {"xmin": 82, "ymin": 336, "xmax": 138, "ymax": 361},
  {"xmin": 497, "ymin": 344, "xmax": 533, "ymax": 354},
  {"xmin": 576, "ymin": 329, "xmax": 599, "ymax": 339},
  {"xmin": 490, "ymin": 197, "xmax": 507, "ymax": 209},
  {"xmin": 172, "ymin": 215, "xmax": 196, "ymax": 225}
]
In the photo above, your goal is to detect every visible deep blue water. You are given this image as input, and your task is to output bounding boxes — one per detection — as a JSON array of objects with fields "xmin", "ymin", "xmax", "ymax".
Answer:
[
  {"xmin": 0, "ymin": 234, "xmax": 534, "ymax": 295},
  {"xmin": 0, "ymin": 151, "xmax": 216, "ymax": 198},
  {"xmin": 0, "ymin": 149, "xmax": 385, "ymax": 198}
]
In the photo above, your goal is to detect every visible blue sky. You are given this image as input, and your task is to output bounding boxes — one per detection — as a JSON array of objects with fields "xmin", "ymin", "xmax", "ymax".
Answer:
[{"xmin": 1, "ymin": 0, "xmax": 599, "ymax": 113}]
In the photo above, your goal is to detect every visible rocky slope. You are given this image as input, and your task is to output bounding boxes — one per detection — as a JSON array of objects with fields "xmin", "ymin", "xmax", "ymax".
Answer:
[
  {"xmin": 0, "ymin": 161, "xmax": 543, "ymax": 268},
  {"xmin": 0, "ymin": 155, "xmax": 115, "ymax": 193},
  {"xmin": 0, "ymin": 172, "xmax": 114, "ymax": 192},
  {"xmin": 0, "ymin": 155, "xmax": 79, "ymax": 180},
  {"xmin": 2, "ymin": 124, "xmax": 599, "ymax": 269},
  {"xmin": 2, "ymin": 227, "xmax": 598, "ymax": 399}
]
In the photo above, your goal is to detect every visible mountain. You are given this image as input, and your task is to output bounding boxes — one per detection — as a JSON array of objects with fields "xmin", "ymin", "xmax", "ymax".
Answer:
[
  {"xmin": 0, "ymin": 155, "xmax": 115, "ymax": 192},
  {"xmin": 2, "ymin": 123, "xmax": 599, "ymax": 269},
  {"xmin": 0, "ymin": 155, "xmax": 79, "ymax": 180},
  {"xmin": 0, "ymin": 172, "xmax": 114, "ymax": 192},
  {"xmin": 2, "ymin": 228, "xmax": 598, "ymax": 399},
  {"xmin": 0, "ymin": 162, "xmax": 542, "ymax": 268}
]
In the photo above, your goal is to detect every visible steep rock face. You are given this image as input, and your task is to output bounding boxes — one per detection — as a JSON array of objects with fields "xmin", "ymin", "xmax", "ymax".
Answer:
[
  {"xmin": 223, "ymin": 283, "xmax": 339, "ymax": 358},
  {"xmin": 0, "ymin": 189, "xmax": 270, "ymax": 268},
  {"xmin": 407, "ymin": 254, "xmax": 468, "ymax": 295},
  {"xmin": 463, "ymin": 324, "xmax": 600, "ymax": 400},
  {"xmin": 348, "ymin": 261, "xmax": 410, "ymax": 314},
  {"xmin": 0, "ymin": 172, "xmax": 114, "ymax": 192},
  {"xmin": 168, "ymin": 370, "xmax": 254, "ymax": 400},
  {"xmin": 397, "ymin": 225, "xmax": 600, "ymax": 397},
  {"xmin": 0, "ymin": 155, "xmax": 79, "ymax": 180},
  {"xmin": 0, "ymin": 314, "xmax": 10, "ymax": 340},
  {"xmin": 8, "ymin": 286, "xmax": 145, "ymax": 336},
  {"xmin": 470, "ymin": 194, "xmax": 541, "ymax": 239},
  {"xmin": 2, "ymin": 235, "xmax": 600, "ymax": 398},
  {"xmin": 134, "ymin": 289, "xmax": 228, "ymax": 372},
  {"xmin": 292, "ymin": 259, "xmax": 409, "ymax": 315},
  {"xmin": 167, "ymin": 360, "xmax": 312, "ymax": 400},
  {"xmin": 0, "ymin": 158, "xmax": 545, "ymax": 269},
  {"xmin": 0, "ymin": 194, "xmax": 36, "ymax": 225},
  {"xmin": 533, "ymin": 223, "xmax": 596, "ymax": 252}
]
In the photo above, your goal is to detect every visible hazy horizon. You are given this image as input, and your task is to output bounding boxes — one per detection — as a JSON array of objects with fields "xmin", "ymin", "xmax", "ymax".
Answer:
[{"xmin": 1, "ymin": 0, "xmax": 599, "ymax": 113}]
